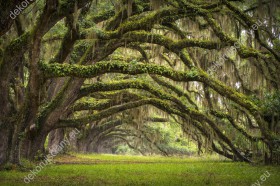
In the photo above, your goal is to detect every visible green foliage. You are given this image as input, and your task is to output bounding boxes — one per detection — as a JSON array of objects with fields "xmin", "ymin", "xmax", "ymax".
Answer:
[
  {"xmin": 272, "ymin": 39, "xmax": 280, "ymax": 51},
  {"xmin": 70, "ymin": 40, "xmax": 91, "ymax": 64},
  {"xmin": 0, "ymin": 159, "xmax": 35, "ymax": 171},
  {"xmin": 144, "ymin": 120, "xmax": 197, "ymax": 155},
  {"xmin": 115, "ymin": 144, "xmax": 139, "ymax": 155},
  {"xmin": 252, "ymin": 91, "xmax": 280, "ymax": 115},
  {"xmin": 262, "ymin": 92, "xmax": 280, "ymax": 115},
  {"xmin": 0, "ymin": 163, "xmax": 14, "ymax": 171}
]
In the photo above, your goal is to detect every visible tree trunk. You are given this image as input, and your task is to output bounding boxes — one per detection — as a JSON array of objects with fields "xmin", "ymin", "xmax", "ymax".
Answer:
[
  {"xmin": 0, "ymin": 128, "xmax": 12, "ymax": 165},
  {"xmin": 77, "ymin": 137, "xmax": 90, "ymax": 152},
  {"xmin": 27, "ymin": 130, "xmax": 48, "ymax": 160},
  {"xmin": 91, "ymin": 139, "xmax": 100, "ymax": 153},
  {"xmin": 268, "ymin": 140, "xmax": 280, "ymax": 165},
  {"xmin": 48, "ymin": 129, "xmax": 64, "ymax": 154},
  {"xmin": 9, "ymin": 126, "xmax": 22, "ymax": 165}
]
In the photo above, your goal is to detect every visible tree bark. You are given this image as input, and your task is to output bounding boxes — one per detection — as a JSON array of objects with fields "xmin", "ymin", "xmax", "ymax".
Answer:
[
  {"xmin": 0, "ymin": 128, "xmax": 12, "ymax": 165},
  {"xmin": 48, "ymin": 129, "xmax": 64, "ymax": 154},
  {"xmin": 26, "ymin": 129, "xmax": 49, "ymax": 160}
]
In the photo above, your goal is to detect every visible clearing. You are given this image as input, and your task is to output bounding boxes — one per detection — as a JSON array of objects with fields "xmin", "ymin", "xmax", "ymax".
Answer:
[{"xmin": 0, "ymin": 154, "xmax": 279, "ymax": 186}]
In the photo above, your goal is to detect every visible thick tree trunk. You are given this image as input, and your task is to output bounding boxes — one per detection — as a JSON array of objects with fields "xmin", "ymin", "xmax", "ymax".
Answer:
[
  {"xmin": 9, "ymin": 140, "xmax": 21, "ymax": 164},
  {"xmin": 9, "ymin": 125, "xmax": 22, "ymax": 165},
  {"xmin": 68, "ymin": 131, "xmax": 78, "ymax": 152},
  {"xmin": 48, "ymin": 129, "xmax": 64, "ymax": 154},
  {"xmin": 21, "ymin": 138, "xmax": 31, "ymax": 159},
  {"xmin": 0, "ymin": 63, "xmax": 13, "ymax": 165},
  {"xmin": 77, "ymin": 130, "xmax": 101, "ymax": 153},
  {"xmin": 27, "ymin": 130, "xmax": 48, "ymax": 160},
  {"xmin": 0, "ymin": 128, "xmax": 12, "ymax": 165},
  {"xmin": 91, "ymin": 139, "xmax": 100, "ymax": 153},
  {"xmin": 77, "ymin": 138, "xmax": 90, "ymax": 152}
]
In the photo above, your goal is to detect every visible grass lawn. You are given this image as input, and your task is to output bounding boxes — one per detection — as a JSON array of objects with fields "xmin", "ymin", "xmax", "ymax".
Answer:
[{"xmin": 0, "ymin": 154, "xmax": 279, "ymax": 186}]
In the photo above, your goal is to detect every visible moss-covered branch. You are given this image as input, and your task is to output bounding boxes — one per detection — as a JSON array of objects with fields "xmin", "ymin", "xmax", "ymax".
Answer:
[
  {"xmin": 39, "ymin": 61, "xmax": 200, "ymax": 80},
  {"xmin": 58, "ymin": 99, "xmax": 152, "ymax": 127},
  {"xmin": 210, "ymin": 110, "xmax": 263, "ymax": 142},
  {"xmin": 40, "ymin": 60, "xmax": 260, "ymax": 117}
]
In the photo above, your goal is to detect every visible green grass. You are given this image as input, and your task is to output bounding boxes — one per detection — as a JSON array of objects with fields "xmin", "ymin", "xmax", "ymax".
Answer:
[{"xmin": 0, "ymin": 154, "xmax": 279, "ymax": 186}]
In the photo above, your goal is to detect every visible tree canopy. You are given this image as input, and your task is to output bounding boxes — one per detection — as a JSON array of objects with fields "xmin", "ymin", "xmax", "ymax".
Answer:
[{"xmin": 0, "ymin": 0, "xmax": 280, "ymax": 165}]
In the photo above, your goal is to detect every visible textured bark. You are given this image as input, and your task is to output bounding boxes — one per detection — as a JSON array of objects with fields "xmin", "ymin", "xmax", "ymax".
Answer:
[
  {"xmin": 28, "ymin": 130, "xmax": 48, "ymax": 160},
  {"xmin": 0, "ymin": 128, "xmax": 12, "ymax": 165},
  {"xmin": 48, "ymin": 129, "xmax": 65, "ymax": 154}
]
